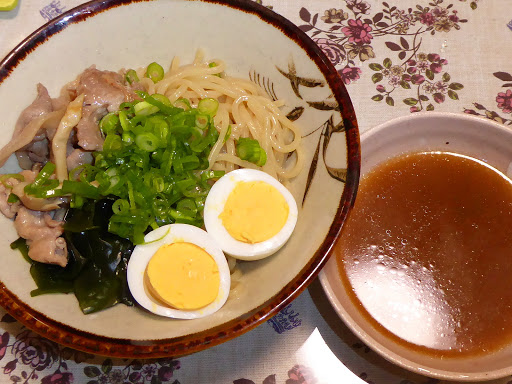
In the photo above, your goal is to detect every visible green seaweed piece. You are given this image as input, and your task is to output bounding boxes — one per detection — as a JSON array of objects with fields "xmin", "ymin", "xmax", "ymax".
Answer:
[{"xmin": 11, "ymin": 198, "xmax": 134, "ymax": 314}]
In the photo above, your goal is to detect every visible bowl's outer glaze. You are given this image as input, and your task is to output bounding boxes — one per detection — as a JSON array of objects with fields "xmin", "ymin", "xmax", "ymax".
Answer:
[
  {"xmin": 0, "ymin": 0, "xmax": 360, "ymax": 358},
  {"xmin": 320, "ymin": 112, "xmax": 512, "ymax": 381}
]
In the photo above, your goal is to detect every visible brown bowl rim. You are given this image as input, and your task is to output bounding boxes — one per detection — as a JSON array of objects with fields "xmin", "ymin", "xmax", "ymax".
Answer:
[{"xmin": 0, "ymin": 0, "xmax": 360, "ymax": 358}]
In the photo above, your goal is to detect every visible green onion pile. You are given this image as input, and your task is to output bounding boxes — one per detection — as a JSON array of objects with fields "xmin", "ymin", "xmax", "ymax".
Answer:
[
  {"xmin": 26, "ymin": 91, "xmax": 226, "ymax": 244},
  {"xmin": 20, "ymin": 61, "xmax": 270, "ymax": 248}
]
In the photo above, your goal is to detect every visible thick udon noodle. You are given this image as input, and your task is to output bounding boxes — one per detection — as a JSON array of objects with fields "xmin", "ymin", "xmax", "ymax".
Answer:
[{"xmin": 134, "ymin": 51, "xmax": 303, "ymax": 182}]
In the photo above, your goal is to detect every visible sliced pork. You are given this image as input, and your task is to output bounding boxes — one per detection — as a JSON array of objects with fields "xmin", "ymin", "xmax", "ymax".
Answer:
[
  {"xmin": 75, "ymin": 67, "xmax": 139, "ymax": 150},
  {"xmin": 0, "ymin": 177, "xmax": 21, "ymax": 219},
  {"xmin": 10, "ymin": 170, "xmax": 65, "ymax": 212},
  {"xmin": 14, "ymin": 207, "xmax": 67, "ymax": 267},
  {"xmin": 13, "ymin": 84, "xmax": 56, "ymax": 169}
]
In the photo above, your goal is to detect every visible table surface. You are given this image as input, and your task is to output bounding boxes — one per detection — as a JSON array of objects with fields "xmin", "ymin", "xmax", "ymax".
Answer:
[{"xmin": 0, "ymin": 0, "xmax": 511, "ymax": 383}]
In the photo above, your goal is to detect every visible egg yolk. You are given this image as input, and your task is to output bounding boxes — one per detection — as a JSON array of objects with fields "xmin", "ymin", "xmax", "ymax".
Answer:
[
  {"xmin": 145, "ymin": 242, "xmax": 220, "ymax": 310},
  {"xmin": 219, "ymin": 180, "xmax": 289, "ymax": 243}
]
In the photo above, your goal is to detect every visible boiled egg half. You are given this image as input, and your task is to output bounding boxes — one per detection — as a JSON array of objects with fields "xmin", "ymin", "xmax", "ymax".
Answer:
[
  {"xmin": 204, "ymin": 169, "xmax": 298, "ymax": 260},
  {"xmin": 127, "ymin": 224, "xmax": 230, "ymax": 319}
]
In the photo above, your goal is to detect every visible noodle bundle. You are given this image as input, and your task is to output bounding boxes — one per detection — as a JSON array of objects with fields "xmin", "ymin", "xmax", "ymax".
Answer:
[{"xmin": 135, "ymin": 51, "xmax": 303, "ymax": 182}]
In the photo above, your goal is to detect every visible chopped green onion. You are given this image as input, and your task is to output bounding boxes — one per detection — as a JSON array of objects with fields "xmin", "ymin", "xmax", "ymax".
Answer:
[
  {"xmin": 0, "ymin": 173, "xmax": 25, "ymax": 188},
  {"xmin": 99, "ymin": 113, "xmax": 120, "ymax": 135},
  {"xmin": 135, "ymin": 132, "xmax": 159, "ymax": 152},
  {"xmin": 198, "ymin": 98, "xmax": 219, "ymax": 117},
  {"xmin": 195, "ymin": 114, "xmax": 209, "ymax": 130},
  {"xmin": 173, "ymin": 98, "xmax": 191, "ymax": 111},
  {"xmin": 112, "ymin": 199, "xmax": 130, "ymax": 215},
  {"xmin": 201, "ymin": 170, "xmax": 225, "ymax": 181},
  {"xmin": 61, "ymin": 180, "xmax": 100, "ymax": 199},
  {"xmin": 209, "ymin": 62, "xmax": 222, "ymax": 77},
  {"xmin": 118, "ymin": 110, "xmax": 132, "ymax": 132},
  {"xmin": 103, "ymin": 134, "xmax": 123, "ymax": 152},
  {"xmin": 64, "ymin": 89, "xmax": 238, "ymax": 243},
  {"xmin": 122, "ymin": 132, "xmax": 135, "ymax": 144},
  {"xmin": 24, "ymin": 162, "xmax": 57, "ymax": 197},
  {"xmin": 145, "ymin": 62, "xmax": 164, "ymax": 83},
  {"xmin": 32, "ymin": 162, "xmax": 55, "ymax": 187},
  {"xmin": 119, "ymin": 102, "xmax": 135, "ymax": 115},
  {"xmin": 125, "ymin": 69, "xmax": 139, "ymax": 84},
  {"xmin": 70, "ymin": 194, "xmax": 85, "ymax": 208},
  {"xmin": 7, "ymin": 193, "xmax": 19, "ymax": 203},
  {"xmin": 236, "ymin": 137, "xmax": 267, "ymax": 166},
  {"xmin": 134, "ymin": 101, "xmax": 159, "ymax": 116},
  {"xmin": 150, "ymin": 93, "xmax": 172, "ymax": 106}
]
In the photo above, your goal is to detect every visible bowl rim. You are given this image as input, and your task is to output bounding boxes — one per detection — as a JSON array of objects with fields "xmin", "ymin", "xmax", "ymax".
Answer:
[
  {"xmin": 319, "ymin": 111, "xmax": 512, "ymax": 382},
  {"xmin": 0, "ymin": 0, "xmax": 360, "ymax": 358}
]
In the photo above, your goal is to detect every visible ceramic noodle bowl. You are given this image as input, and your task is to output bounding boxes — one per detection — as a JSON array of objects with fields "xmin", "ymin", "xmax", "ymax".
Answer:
[{"xmin": 0, "ymin": 0, "xmax": 359, "ymax": 357}]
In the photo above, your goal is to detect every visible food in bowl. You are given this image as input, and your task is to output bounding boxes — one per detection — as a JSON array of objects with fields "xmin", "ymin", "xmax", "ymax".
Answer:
[
  {"xmin": 336, "ymin": 150, "xmax": 512, "ymax": 357},
  {"xmin": 127, "ymin": 223, "xmax": 231, "ymax": 319},
  {"xmin": 0, "ymin": 51, "xmax": 300, "ymax": 316},
  {"xmin": 204, "ymin": 168, "xmax": 298, "ymax": 260}
]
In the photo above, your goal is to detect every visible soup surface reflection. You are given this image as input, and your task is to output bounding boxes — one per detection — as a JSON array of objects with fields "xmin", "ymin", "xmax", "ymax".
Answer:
[{"xmin": 336, "ymin": 151, "xmax": 512, "ymax": 357}]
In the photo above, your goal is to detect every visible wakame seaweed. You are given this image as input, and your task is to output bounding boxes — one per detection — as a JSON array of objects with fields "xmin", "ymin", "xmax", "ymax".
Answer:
[{"xmin": 11, "ymin": 198, "xmax": 135, "ymax": 314}]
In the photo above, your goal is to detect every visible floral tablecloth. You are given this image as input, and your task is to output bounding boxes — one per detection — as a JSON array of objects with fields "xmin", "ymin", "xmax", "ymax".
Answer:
[{"xmin": 0, "ymin": 0, "xmax": 511, "ymax": 383}]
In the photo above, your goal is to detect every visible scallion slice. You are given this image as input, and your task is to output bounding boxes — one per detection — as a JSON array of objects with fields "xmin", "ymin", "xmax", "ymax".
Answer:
[
  {"xmin": 236, "ymin": 137, "xmax": 267, "ymax": 166},
  {"xmin": 145, "ymin": 62, "xmax": 164, "ymax": 83}
]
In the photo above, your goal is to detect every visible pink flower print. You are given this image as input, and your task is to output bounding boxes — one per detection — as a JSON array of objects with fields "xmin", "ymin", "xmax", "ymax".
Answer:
[
  {"xmin": 434, "ymin": 17, "xmax": 454, "ymax": 32},
  {"xmin": 376, "ymin": 84, "xmax": 386, "ymax": 92},
  {"xmin": 41, "ymin": 372, "xmax": 73, "ymax": 384},
  {"xmin": 389, "ymin": 65, "xmax": 404, "ymax": 77},
  {"xmin": 433, "ymin": 7, "xmax": 449, "ymax": 18},
  {"xmin": 449, "ymin": 11, "xmax": 459, "ymax": 23},
  {"xmin": 410, "ymin": 106, "xmax": 420, "ymax": 113},
  {"xmin": 423, "ymin": 83, "xmax": 435, "ymax": 93},
  {"xmin": 342, "ymin": 19, "xmax": 373, "ymax": 44},
  {"xmin": 339, "ymin": 66, "xmax": 362, "ymax": 85},
  {"xmin": 314, "ymin": 38, "xmax": 345, "ymax": 66},
  {"xmin": 419, "ymin": 12, "xmax": 435, "ymax": 26},
  {"xmin": 434, "ymin": 81, "xmax": 448, "ymax": 93},
  {"xmin": 417, "ymin": 60, "xmax": 430, "ymax": 72},
  {"xmin": 496, "ymin": 89, "xmax": 512, "ymax": 113},
  {"xmin": 388, "ymin": 76, "xmax": 401, "ymax": 87},
  {"xmin": 428, "ymin": 53, "xmax": 448, "ymax": 73}
]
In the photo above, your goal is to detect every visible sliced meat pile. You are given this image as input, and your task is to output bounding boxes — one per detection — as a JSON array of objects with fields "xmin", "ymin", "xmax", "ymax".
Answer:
[
  {"xmin": 0, "ymin": 67, "xmax": 140, "ymax": 267},
  {"xmin": 14, "ymin": 84, "xmax": 54, "ymax": 169}
]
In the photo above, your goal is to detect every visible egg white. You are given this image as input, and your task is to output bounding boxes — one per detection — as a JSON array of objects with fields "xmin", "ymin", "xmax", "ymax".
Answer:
[
  {"xmin": 203, "ymin": 169, "xmax": 298, "ymax": 260},
  {"xmin": 127, "ymin": 224, "xmax": 231, "ymax": 319}
]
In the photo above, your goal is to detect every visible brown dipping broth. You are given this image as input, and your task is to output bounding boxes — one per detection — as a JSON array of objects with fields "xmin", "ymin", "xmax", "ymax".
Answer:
[{"xmin": 336, "ymin": 151, "xmax": 512, "ymax": 357}]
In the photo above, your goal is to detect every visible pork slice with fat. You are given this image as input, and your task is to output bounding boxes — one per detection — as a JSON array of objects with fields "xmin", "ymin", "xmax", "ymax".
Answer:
[{"xmin": 14, "ymin": 207, "xmax": 67, "ymax": 267}]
